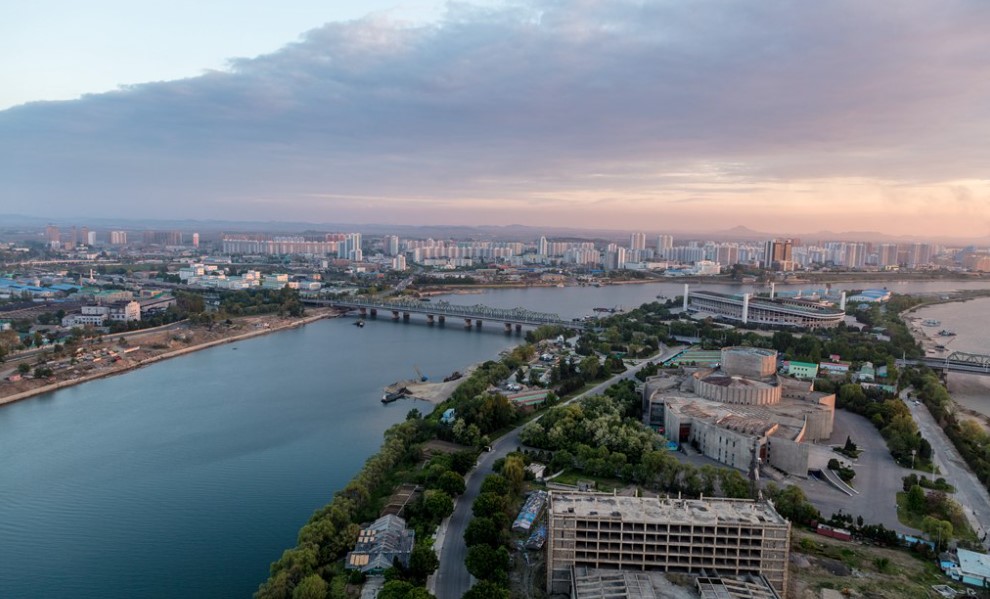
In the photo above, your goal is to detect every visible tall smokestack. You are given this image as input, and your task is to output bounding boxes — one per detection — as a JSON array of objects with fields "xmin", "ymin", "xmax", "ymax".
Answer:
[
  {"xmin": 683, "ymin": 284, "xmax": 689, "ymax": 311},
  {"xmin": 742, "ymin": 293, "xmax": 750, "ymax": 324}
]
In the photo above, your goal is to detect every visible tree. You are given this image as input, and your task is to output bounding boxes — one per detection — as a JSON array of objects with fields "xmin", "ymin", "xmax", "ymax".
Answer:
[
  {"xmin": 906, "ymin": 485, "xmax": 927, "ymax": 513},
  {"xmin": 465, "ymin": 545, "xmax": 510, "ymax": 582},
  {"xmin": 377, "ymin": 581, "xmax": 435, "ymax": 599},
  {"xmin": 435, "ymin": 471, "xmax": 466, "ymax": 497},
  {"xmin": 292, "ymin": 574, "xmax": 328, "ymax": 599},
  {"xmin": 18, "ymin": 362, "xmax": 30, "ymax": 374},
  {"xmin": 408, "ymin": 542, "xmax": 439, "ymax": 584},
  {"xmin": 502, "ymin": 455, "xmax": 526, "ymax": 495},
  {"xmin": 922, "ymin": 516, "xmax": 953, "ymax": 551},
  {"xmin": 472, "ymin": 492, "xmax": 508, "ymax": 521},
  {"xmin": 462, "ymin": 581, "xmax": 510, "ymax": 599},
  {"xmin": 422, "ymin": 490, "xmax": 454, "ymax": 521},
  {"xmin": 464, "ymin": 517, "xmax": 501, "ymax": 548},
  {"xmin": 480, "ymin": 474, "xmax": 509, "ymax": 496}
]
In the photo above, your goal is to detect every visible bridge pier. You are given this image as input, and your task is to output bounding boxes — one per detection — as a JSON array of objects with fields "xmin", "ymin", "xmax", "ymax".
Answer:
[
  {"xmin": 464, "ymin": 318, "xmax": 472, "ymax": 329},
  {"xmin": 515, "ymin": 324, "xmax": 522, "ymax": 334},
  {"xmin": 438, "ymin": 315, "xmax": 445, "ymax": 326},
  {"xmin": 359, "ymin": 307, "xmax": 367, "ymax": 317},
  {"xmin": 392, "ymin": 310, "xmax": 400, "ymax": 321},
  {"xmin": 370, "ymin": 309, "xmax": 377, "ymax": 319},
  {"xmin": 427, "ymin": 314, "xmax": 435, "ymax": 325},
  {"xmin": 403, "ymin": 312, "xmax": 410, "ymax": 322},
  {"xmin": 504, "ymin": 322, "xmax": 512, "ymax": 334},
  {"xmin": 475, "ymin": 320, "xmax": 482, "ymax": 329}
]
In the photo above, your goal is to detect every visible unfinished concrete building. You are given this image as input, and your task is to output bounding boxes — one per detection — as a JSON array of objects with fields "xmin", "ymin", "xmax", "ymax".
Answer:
[{"xmin": 547, "ymin": 493, "xmax": 791, "ymax": 597}]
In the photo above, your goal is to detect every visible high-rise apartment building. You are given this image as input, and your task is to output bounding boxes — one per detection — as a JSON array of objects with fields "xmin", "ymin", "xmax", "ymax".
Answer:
[
  {"xmin": 110, "ymin": 231, "xmax": 128, "ymax": 245},
  {"xmin": 762, "ymin": 239, "xmax": 793, "ymax": 270},
  {"xmin": 538, "ymin": 236, "xmax": 549, "ymax": 256},
  {"xmin": 547, "ymin": 493, "xmax": 790, "ymax": 596},
  {"xmin": 656, "ymin": 235, "xmax": 674, "ymax": 259},
  {"xmin": 383, "ymin": 235, "xmax": 400, "ymax": 257},
  {"xmin": 45, "ymin": 225, "xmax": 61, "ymax": 245},
  {"xmin": 629, "ymin": 232, "xmax": 646, "ymax": 251}
]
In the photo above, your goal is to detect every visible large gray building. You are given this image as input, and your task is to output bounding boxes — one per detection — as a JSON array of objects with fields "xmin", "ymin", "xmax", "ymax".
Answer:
[
  {"xmin": 547, "ymin": 493, "xmax": 791, "ymax": 597},
  {"xmin": 644, "ymin": 347, "xmax": 835, "ymax": 477}
]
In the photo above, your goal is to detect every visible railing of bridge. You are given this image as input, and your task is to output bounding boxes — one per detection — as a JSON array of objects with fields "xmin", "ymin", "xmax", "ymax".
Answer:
[
  {"xmin": 337, "ymin": 298, "xmax": 565, "ymax": 325},
  {"xmin": 946, "ymin": 352, "xmax": 990, "ymax": 368}
]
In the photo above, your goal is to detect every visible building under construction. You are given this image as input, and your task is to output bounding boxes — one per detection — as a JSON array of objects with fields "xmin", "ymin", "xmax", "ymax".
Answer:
[{"xmin": 546, "ymin": 492, "xmax": 791, "ymax": 597}]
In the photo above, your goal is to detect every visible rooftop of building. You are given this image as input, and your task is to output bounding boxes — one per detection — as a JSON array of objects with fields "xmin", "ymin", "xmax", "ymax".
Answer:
[
  {"xmin": 550, "ymin": 492, "xmax": 788, "ymax": 527},
  {"xmin": 662, "ymin": 394, "xmax": 832, "ymax": 441},
  {"xmin": 690, "ymin": 290, "xmax": 844, "ymax": 316},
  {"xmin": 723, "ymin": 346, "xmax": 777, "ymax": 358},
  {"xmin": 956, "ymin": 548, "xmax": 990, "ymax": 579}
]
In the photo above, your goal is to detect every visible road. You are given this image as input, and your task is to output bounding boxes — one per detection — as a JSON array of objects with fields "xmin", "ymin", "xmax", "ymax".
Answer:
[
  {"xmin": 432, "ymin": 346, "xmax": 683, "ymax": 599},
  {"xmin": 792, "ymin": 409, "xmax": 919, "ymax": 533},
  {"xmin": 903, "ymin": 389, "xmax": 990, "ymax": 548}
]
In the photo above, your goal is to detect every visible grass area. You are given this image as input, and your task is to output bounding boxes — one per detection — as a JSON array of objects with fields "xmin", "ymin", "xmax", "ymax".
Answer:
[
  {"xmin": 895, "ymin": 492, "xmax": 979, "ymax": 543},
  {"xmin": 789, "ymin": 529, "xmax": 960, "ymax": 599},
  {"xmin": 549, "ymin": 469, "xmax": 629, "ymax": 493}
]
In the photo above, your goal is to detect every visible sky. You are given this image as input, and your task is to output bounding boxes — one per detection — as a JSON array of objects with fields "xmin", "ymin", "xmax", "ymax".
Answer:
[{"xmin": 2, "ymin": 0, "xmax": 990, "ymax": 239}]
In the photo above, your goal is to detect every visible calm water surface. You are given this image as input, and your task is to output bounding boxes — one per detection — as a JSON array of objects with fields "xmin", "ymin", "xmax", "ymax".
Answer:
[
  {"xmin": 4, "ymin": 280, "xmax": 990, "ymax": 598},
  {"xmin": 0, "ymin": 318, "xmax": 515, "ymax": 598}
]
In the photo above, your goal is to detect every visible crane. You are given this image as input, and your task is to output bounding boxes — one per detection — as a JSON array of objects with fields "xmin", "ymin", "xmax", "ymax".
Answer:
[{"xmin": 413, "ymin": 365, "xmax": 428, "ymax": 382}]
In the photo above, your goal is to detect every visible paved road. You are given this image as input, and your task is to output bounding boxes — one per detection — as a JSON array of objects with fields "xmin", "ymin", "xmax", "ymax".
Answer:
[
  {"xmin": 433, "ymin": 346, "xmax": 682, "ymax": 599},
  {"xmin": 791, "ymin": 409, "xmax": 920, "ymax": 533},
  {"xmin": 904, "ymin": 389, "xmax": 990, "ymax": 548}
]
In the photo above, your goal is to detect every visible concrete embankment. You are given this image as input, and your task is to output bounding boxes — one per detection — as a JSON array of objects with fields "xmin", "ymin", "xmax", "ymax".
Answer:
[{"xmin": 0, "ymin": 312, "xmax": 334, "ymax": 408}]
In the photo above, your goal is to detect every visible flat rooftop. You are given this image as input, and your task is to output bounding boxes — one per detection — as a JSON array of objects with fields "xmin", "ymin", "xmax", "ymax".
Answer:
[{"xmin": 550, "ymin": 493, "xmax": 788, "ymax": 527}]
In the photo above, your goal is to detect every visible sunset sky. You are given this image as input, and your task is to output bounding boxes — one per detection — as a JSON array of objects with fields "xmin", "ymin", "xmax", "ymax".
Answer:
[{"xmin": 3, "ymin": 1, "xmax": 989, "ymax": 239}]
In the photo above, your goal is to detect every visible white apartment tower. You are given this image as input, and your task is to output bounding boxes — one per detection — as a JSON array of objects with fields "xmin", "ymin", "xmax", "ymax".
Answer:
[{"xmin": 629, "ymin": 232, "xmax": 647, "ymax": 251}]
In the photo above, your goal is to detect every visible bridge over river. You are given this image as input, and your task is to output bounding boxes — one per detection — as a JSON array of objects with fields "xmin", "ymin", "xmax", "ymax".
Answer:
[
  {"xmin": 313, "ymin": 298, "xmax": 579, "ymax": 332},
  {"xmin": 901, "ymin": 351, "xmax": 990, "ymax": 376}
]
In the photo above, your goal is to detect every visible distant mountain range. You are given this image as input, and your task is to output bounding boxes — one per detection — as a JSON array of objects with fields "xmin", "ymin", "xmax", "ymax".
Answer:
[{"xmin": 1, "ymin": 214, "xmax": 986, "ymax": 245}]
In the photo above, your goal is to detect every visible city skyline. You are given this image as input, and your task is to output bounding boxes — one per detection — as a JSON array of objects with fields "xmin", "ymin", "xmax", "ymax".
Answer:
[{"xmin": 3, "ymin": 1, "xmax": 990, "ymax": 237}]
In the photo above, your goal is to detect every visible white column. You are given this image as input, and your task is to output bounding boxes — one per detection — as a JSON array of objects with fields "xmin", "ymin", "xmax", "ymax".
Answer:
[
  {"xmin": 770, "ymin": 282, "xmax": 775, "ymax": 299},
  {"xmin": 840, "ymin": 291, "xmax": 847, "ymax": 311},
  {"xmin": 683, "ymin": 284, "xmax": 690, "ymax": 311},
  {"xmin": 742, "ymin": 293, "xmax": 750, "ymax": 324}
]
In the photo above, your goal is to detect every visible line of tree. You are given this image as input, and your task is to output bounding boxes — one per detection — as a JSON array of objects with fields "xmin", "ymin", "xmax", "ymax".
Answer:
[{"xmin": 909, "ymin": 368, "xmax": 990, "ymax": 494}]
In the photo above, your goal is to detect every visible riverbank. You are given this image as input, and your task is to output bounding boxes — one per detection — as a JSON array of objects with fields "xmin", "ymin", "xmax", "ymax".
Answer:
[
  {"xmin": 904, "ymin": 294, "xmax": 990, "ymax": 425},
  {"xmin": 0, "ymin": 309, "xmax": 339, "ymax": 407}
]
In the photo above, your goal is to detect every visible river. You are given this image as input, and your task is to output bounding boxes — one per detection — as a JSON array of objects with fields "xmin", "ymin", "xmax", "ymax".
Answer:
[
  {"xmin": 0, "ymin": 318, "xmax": 516, "ymax": 599},
  {"xmin": 3, "ymin": 278, "xmax": 990, "ymax": 598},
  {"xmin": 433, "ymin": 278, "xmax": 990, "ymax": 319},
  {"xmin": 910, "ymin": 296, "xmax": 990, "ymax": 419}
]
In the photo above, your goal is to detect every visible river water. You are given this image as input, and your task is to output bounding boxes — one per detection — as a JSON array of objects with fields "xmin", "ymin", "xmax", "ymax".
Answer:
[
  {"xmin": 3, "ymin": 278, "xmax": 990, "ymax": 598},
  {"xmin": 910, "ymin": 296, "xmax": 990, "ymax": 418},
  {"xmin": 0, "ymin": 318, "xmax": 516, "ymax": 599}
]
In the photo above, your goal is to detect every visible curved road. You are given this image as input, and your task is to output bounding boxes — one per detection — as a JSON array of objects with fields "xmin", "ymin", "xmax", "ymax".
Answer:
[{"xmin": 433, "ymin": 346, "xmax": 682, "ymax": 599}]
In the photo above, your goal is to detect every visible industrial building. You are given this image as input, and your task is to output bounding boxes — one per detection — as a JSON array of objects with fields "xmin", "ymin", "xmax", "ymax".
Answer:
[
  {"xmin": 644, "ymin": 347, "xmax": 835, "ymax": 477},
  {"xmin": 547, "ymin": 493, "xmax": 791, "ymax": 597},
  {"xmin": 345, "ymin": 514, "xmax": 415, "ymax": 574}
]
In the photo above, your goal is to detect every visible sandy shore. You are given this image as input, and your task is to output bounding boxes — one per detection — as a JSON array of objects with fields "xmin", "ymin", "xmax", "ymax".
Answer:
[
  {"xmin": 946, "ymin": 374, "xmax": 990, "ymax": 422},
  {"xmin": 0, "ymin": 310, "xmax": 337, "ymax": 408}
]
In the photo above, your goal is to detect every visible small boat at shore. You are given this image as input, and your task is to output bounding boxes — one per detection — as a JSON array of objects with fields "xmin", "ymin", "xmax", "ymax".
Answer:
[
  {"xmin": 353, "ymin": 320, "xmax": 365, "ymax": 327},
  {"xmin": 382, "ymin": 390, "xmax": 406, "ymax": 403},
  {"xmin": 922, "ymin": 319, "xmax": 941, "ymax": 327},
  {"xmin": 938, "ymin": 330, "xmax": 956, "ymax": 337}
]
